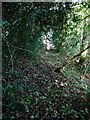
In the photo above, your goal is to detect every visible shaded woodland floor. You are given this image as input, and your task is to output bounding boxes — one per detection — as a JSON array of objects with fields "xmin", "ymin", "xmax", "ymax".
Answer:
[{"xmin": 2, "ymin": 52, "xmax": 90, "ymax": 120}]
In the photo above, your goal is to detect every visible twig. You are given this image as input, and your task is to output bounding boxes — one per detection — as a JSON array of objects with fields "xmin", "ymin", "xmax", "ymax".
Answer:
[
  {"xmin": 3, "ymin": 39, "xmax": 32, "ymax": 54},
  {"xmin": 70, "ymin": 45, "xmax": 90, "ymax": 60},
  {"xmin": 84, "ymin": 62, "xmax": 90, "ymax": 75},
  {"xmin": 40, "ymin": 112, "xmax": 48, "ymax": 120},
  {"xmin": 55, "ymin": 44, "xmax": 90, "ymax": 72},
  {"xmin": 5, "ymin": 40, "xmax": 15, "ymax": 74}
]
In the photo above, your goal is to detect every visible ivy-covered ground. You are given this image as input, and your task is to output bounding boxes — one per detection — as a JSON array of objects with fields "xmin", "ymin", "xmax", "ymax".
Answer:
[{"xmin": 2, "ymin": 53, "xmax": 90, "ymax": 120}]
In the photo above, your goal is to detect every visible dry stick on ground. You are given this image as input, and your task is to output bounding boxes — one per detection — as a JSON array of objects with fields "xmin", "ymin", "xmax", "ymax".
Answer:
[
  {"xmin": 40, "ymin": 112, "xmax": 48, "ymax": 120},
  {"xmin": 63, "ymin": 32, "xmax": 90, "ymax": 67},
  {"xmin": 55, "ymin": 45, "xmax": 90, "ymax": 74},
  {"xmin": 70, "ymin": 45, "xmax": 90, "ymax": 60},
  {"xmin": 55, "ymin": 32, "xmax": 90, "ymax": 72},
  {"xmin": 64, "ymin": 45, "xmax": 90, "ymax": 67}
]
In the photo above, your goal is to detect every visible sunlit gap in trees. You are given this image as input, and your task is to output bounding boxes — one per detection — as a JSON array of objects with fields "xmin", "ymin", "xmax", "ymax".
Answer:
[{"xmin": 42, "ymin": 29, "xmax": 54, "ymax": 51}]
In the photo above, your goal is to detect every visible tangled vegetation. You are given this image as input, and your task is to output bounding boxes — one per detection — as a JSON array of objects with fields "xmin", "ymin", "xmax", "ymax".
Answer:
[{"xmin": 2, "ymin": 2, "xmax": 90, "ymax": 120}]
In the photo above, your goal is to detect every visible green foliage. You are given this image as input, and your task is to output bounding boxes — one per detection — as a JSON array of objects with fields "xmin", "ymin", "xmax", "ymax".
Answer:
[
  {"xmin": 2, "ymin": 57, "xmax": 90, "ymax": 119},
  {"xmin": 2, "ymin": 2, "xmax": 90, "ymax": 120}
]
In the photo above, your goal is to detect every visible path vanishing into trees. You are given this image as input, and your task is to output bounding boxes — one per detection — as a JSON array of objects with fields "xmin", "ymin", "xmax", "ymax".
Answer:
[{"xmin": 3, "ymin": 51, "xmax": 90, "ymax": 120}]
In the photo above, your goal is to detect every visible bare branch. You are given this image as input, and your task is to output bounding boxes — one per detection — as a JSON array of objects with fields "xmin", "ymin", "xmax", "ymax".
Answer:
[{"xmin": 3, "ymin": 39, "xmax": 33, "ymax": 54}]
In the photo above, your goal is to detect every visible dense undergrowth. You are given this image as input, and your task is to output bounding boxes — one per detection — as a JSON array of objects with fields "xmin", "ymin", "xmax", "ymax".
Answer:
[
  {"xmin": 2, "ymin": 55, "xmax": 90, "ymax": 120},
  {"xmin": 2, "ymin": 2, "xmax": 90, "ymax": 120}
]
